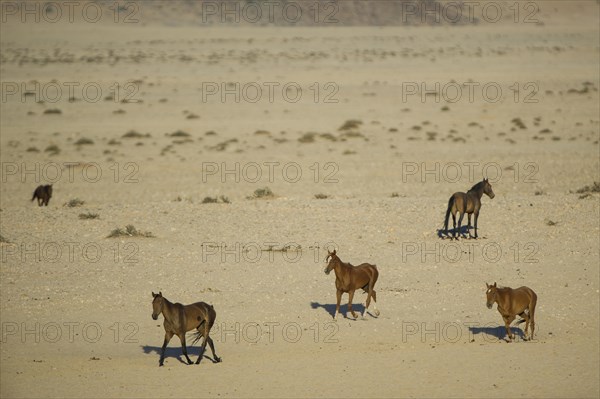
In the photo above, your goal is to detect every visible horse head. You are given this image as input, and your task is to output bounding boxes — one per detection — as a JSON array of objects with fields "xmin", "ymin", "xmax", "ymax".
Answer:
[
  {"xmin": 485, "ymin": 282, "xmax": 497, "ymax": 309},
  {"xmin": 324, "ymin": 249, "xmax": 339, "ymax": 275},
  {"xmin": 151, "ymin": 291, "xmax": 164, "ymax": 320},
  {"xmin": 483, "ymin": 178, "xmax": 495, "ymax": 199}
]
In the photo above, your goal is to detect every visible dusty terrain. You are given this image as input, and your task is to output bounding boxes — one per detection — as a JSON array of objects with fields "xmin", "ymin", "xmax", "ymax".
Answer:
[{"xmin": 0, "ymin": 1, "xmax": 599, "ymax": 398}]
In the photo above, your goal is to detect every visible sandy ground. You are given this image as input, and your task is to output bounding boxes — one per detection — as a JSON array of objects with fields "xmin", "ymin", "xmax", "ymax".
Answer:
[{"xmin": 1, "ymin": 1, "xmax": 599, "ymax": 398}]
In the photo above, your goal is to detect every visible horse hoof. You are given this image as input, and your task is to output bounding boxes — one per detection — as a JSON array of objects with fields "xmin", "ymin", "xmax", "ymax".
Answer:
[
  {"xmin": 374, "ymin": 310, "xmax": 381, "ymax": 316},
  {"xmin": 215, "ymin": 357, "xmax": 222, "ymax": 363}
]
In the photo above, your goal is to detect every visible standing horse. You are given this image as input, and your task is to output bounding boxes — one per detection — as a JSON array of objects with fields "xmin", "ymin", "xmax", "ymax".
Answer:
[
  {"xmin": 444, "ymin": 178, "xmax": 495, "ymax": 239},
  {"xmin": 151, "ymin": 292, "xmax": 221, "ymax": 366},
  {"xmin": 485, "ymin": 282, "xmax": 537, "ymax": 342},
  {"xmin": 324, "ymin": 250, "xmax": 380, "ymax": 320}
]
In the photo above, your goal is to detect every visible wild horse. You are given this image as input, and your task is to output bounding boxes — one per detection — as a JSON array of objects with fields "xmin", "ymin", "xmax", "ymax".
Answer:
[
  {"xmin": 324, "ymin": 250, "xmax": 380, "ymax": 320},
  {"xmin": 485, "ymin": 282, "xmax": 537, "ymax": 342},
  {"xmin": 444, "ymin": 178, "xmax": 495, "ymax": 239},
  {"xmin": 151, "ymin": 292, "xmax": 221, "ymax": 366}
]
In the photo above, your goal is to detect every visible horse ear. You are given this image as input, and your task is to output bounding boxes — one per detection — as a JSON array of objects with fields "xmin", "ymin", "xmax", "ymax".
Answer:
[
  {"xmin": 152, "ymin": 291, "xmax": 155, "ymax": 297},
  {"xmin": 332, "ymin": 249, "xmax": 336, "ymax": 255},
  {"xmin": 159, "ymin": 291, "xmax": 162, "ymax": 296},
  {"xmin": 493, "ymin": 282, "xmax": 497, "ymax": 287},
  {"xmin": 485, "ymin": 283, "xmax": 489, "ymax": 289}
]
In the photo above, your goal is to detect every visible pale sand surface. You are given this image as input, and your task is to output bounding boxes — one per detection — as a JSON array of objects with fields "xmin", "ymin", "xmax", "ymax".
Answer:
[{"xmin": 0, "ymin": 1, "xmax": 599, "ymax": 398}]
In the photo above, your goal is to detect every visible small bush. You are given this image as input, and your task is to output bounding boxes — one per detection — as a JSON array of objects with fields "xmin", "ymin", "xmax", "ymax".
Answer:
[
  {"xmin": 107, "ymin": 225, "xmax": 154, "ymax": 238},
  {"xmin": 64, "ymin": 198, "xmax": 85, "ymax": 207},
  {"xmin": 79, "ymin": 212, "xmax": 99, "ymax": 220}
]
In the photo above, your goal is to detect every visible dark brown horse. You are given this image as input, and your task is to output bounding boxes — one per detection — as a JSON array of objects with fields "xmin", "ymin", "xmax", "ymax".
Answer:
[
  {"xmin": 444, "ymin": 178, "xmax": 495, "ymax": 239},
  {"xmin": 324, "ymin": 250, "xmax": 380, "ymax": 320},
  {"xmin": 485, "ymin": 282, "xmax": 537, "ymax": 342},
  {"xmin": 151, "ymin": 292, "xmax": 221, "ymax": 366},
  {"xmin": 31, "ymin": 184, "xmax": 52, "ymax": 206}
]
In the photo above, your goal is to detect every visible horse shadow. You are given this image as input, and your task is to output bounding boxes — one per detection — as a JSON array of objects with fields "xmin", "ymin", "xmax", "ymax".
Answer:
[
  {"xmin": 437, "ymin": 225, "xmax": 470, "ymax": 239},
  {"xmin": 141, "ymin": 343, "xmax": 214, "ymax": 365},
  {"xmin": 310, "ymin": 301, "xmax": 366, "ymax": 319},
  {"xmin": 469, "ymin": 325, "xmax": 525, "ymax": 341}
]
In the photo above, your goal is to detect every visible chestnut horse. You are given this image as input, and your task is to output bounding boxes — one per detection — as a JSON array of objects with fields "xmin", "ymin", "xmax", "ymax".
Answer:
[
  {"xmin": 485, "ymin": 282, "xmax": 537, "ymax": 342},
  {"xmin": 151, "ymin": 292, "xmax": 221, "ymax": 366},
  {"xmin": 444, "ymin": 178, "xmax": 495, "ymax": 239},
  {"xmin": 324, "ymin": 250, "xmax": 379, "ymax": 320}
]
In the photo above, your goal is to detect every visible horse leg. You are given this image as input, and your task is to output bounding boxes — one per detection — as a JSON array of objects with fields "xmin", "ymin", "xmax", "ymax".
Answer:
[
  {"xmin": 206, "ymin": 336, "xmax": 221, "ymax": 363},
  {"xmin": 348, "ymin": 290, "xmax": 357, "ymax": 319},
  {"xmin": 457, "ymin": 213, "xmax": 465, "ymax": 239},
  {"xmin": 467, "ymin": 214, "xmax": 473, "ymax": 238},
  {"xmin": 529, "ymin": 299, "xmax": 537, "ymax": 340},
  {"xmin": 195, "ymin": 324, "xmax": 210, "ymax": 365},
  {"xmin": 451, "ymin": 213, "xmax": 457, "ymax": 239},
  {"xmin": 333, "ymin": 289, "xmax": 342, "ymax": 320},
  {"xmin": 372, "ymin": 290, "xmax": 380, "ymax": 316},
  {"xmin": 159, "ymin": 331, "xmax": 173, "ymax": 366},
  {"xmin": 473, "ymin": 211, "xmax": 479, "ymax": 239},
  {"xmin": 179, "ymin": 333, "xmax": 193, "ymax": 365},
  {"xmin": 362, "ymin": 286, "xmax": 373, "ymax": 319},
  {"xmin": 503, "ymin": 315, "xmax": 516, "ymax": 342}
]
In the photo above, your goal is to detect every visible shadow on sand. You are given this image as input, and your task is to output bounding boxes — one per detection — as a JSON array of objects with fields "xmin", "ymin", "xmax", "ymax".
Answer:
[
  {"xmin": 437, "ymin": 225, "xmax": 470, "ymax": 239},
  {"xmin": 310, "ymin": 301, "xmax": 366, "ymax": 319},
  {"xmin": 469, "ymin": 325, "xmax": 525, "ymax": 342},
  {"xmin": 141, "ymin": 344, "xmax": 216, "ymax": 365}
]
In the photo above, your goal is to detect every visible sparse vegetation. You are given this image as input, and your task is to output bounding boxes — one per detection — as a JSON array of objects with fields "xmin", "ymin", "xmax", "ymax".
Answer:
[
  {"xmin": 45, "ymin": 144, "xmax": 60, "ymax": 155},
  {"xmin": 79, "ymin": 212, "xmax": 99, "ymax": 220},
  {"xmin": 74, "ymin": 138, "xmax": 94, "ymax": 145},
  {"xmin": 107, "ymin": 225, "xmax": 155, "ymax": 238},
  {"xmin": 122, "ymin": 130, "xmax": 150, "ymax": 138},
  {"xmin": 64, "ymin": 198, "xmax": 85, "ymax": 207},
  {"xmin": 339, "ymin": 119, "xmax": 362, "ymax": 131},
  {"xmin": 247, "ymin": 187, "xmax": 274, "ymax": 199},
  {"xmin": 202, "ymin": 195, "xmax": 230, "ymax": 204},
  {"xmin": 169, "ymin": 130, "xmax": 190, "ymax": 137},
  {"xmin": 315, "ymin": 194, "xmax": 328, "ymax": 199},
  {"xmin": 44, "ymin": 108, "xmax": 62, "ymax": 114},
  {"xmin": 0, "ymin": 235, "xmax": 9, "ymax": 243}
]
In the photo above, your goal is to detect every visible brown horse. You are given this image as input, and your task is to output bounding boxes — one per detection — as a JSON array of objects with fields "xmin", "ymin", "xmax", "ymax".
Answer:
[
  {"xmin": 485, "ymin": 282, "xmax": 537, "ymax": 342},
  {"xmin": 31, "ymin": 184, "xmax": 52, "ymax": 206},
  {"xmin": 324, "ymin": 249, "xmax": 380, "ymax": 320},
  {"xmin": 444, "ymin": 178, "xmax": 495, "ymax": 239},
  {"xmin": 151, "ymin": 292, "xmax": 221, "ymax": 366}
]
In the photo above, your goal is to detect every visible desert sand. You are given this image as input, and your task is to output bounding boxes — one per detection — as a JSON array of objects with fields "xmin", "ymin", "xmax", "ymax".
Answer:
[{"xmin": 0, "ymin": 1, "xmax": 599, "ymax": 398}]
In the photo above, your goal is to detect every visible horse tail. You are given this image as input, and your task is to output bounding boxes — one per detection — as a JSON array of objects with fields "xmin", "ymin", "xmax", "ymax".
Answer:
[
  {"xmin": 191, "ymin": 330, "xmax": 203, "ymax": 345},
  {"xmin": 31, "ymin": 191, "xmax": 36, "ymax": 201},
  {"xmin": 444, "ymin": 196, "xmax": 454, "ymax": 231},
  {"xmin": 191, "ymin": 318, "xmax": 206, "ymax": 345}
]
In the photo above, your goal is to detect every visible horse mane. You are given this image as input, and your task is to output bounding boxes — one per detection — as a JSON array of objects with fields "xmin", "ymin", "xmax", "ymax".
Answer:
[{"xmin": 468, "ymin": 180, "xmax": 485, "ymax": 192}]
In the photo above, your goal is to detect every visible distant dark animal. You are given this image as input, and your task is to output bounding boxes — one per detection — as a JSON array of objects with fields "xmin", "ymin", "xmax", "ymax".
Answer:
[
  {"xmin": 31, "ymin": 184, "xmax": 53, "ymax": 206},
  {"xmin": 486, "ymin": 282, "xmax": 537, "ymax": 342},
  {"xmin": 151, "ymin": 292, "xmax": 221, "ymax": 366},
  {"xmin": 444, "ymin": 178, "xmax": 495, "ymax": 239},
  {"xmin": 324, "ymin": 249, "xmax": 380, "ymax": 320}
]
